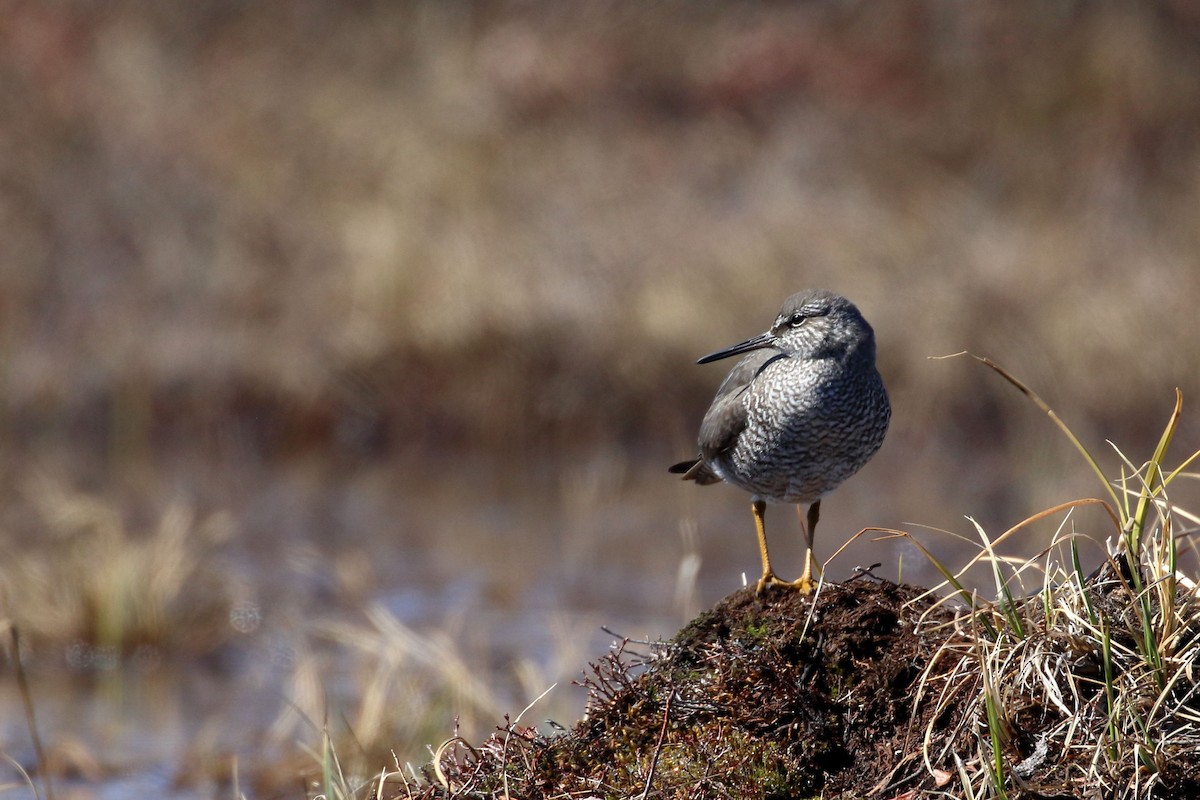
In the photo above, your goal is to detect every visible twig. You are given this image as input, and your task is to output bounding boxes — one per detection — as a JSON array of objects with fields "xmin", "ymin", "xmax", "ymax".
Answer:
[{"xmin": 638, "ymin": 689, "xmax": 674, "ymax": 800}]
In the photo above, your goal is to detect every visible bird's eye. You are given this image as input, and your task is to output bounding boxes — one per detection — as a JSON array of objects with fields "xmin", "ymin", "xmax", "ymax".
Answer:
[{"xmin": 789, "ymin": 312, "xmax": 806, "ymax": 327}]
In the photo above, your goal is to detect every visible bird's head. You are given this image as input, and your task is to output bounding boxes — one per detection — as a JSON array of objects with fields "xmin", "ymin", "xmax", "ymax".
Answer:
[{"xmin": 697, "ymin": 289, "xmax": 875, "ymax": 365}]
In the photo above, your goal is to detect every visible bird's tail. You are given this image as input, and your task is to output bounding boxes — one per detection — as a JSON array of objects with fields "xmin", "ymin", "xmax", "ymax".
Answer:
[{"xmin": 668, "ymin": 458, "xmax": 722, "ymax": 485}]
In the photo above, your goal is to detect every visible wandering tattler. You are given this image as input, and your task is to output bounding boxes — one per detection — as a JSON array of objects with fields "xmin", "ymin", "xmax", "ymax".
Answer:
[{"xmin": 670, "ymin": 289, "xmax": 890, "ymax": 594}]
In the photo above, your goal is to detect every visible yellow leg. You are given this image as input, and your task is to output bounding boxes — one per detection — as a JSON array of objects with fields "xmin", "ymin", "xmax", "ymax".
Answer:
[
  {"xmin": 792, "ymin": 500, "xmax": 822, "ymax": 593},
  {"xmin": 753, "ymin": 499, "xmax": 788, "ymax": 594}
]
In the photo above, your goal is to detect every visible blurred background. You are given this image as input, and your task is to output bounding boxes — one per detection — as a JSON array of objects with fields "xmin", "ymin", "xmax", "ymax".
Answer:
[{"xmin": 2, "ymin": 1, "xmax": 1200, "ymax": 797}]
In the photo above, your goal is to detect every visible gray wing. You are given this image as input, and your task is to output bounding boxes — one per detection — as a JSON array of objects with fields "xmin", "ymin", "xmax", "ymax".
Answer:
[{"xmin": 698, "ymin": 349, "xmax": 777, "ymax": 463}]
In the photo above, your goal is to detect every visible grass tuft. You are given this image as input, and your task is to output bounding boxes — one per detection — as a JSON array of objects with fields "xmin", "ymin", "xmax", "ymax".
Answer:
[
  {"xmin": 0, "ymin": 478, "xmax": 235, "ymax": 659},
  {"xmin": 905, "ymin": 357, "xmax": 1200, "ymax": 798}
]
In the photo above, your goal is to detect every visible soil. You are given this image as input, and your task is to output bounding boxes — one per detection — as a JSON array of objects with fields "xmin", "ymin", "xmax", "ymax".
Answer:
[{"xmin": 394, "ymin": 572, "xmax": 1200, "ymax": 799}]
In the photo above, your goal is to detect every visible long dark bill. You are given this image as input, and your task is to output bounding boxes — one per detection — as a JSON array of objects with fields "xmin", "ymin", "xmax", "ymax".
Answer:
[{"xmin": 696, "ymin": 331, "xmax": 776, "ymax": 364}]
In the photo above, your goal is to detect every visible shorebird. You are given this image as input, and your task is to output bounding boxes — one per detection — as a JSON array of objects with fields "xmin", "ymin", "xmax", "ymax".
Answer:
[{"xmin": 670, "ymin": 289, "xmax": 890, "ymax": 594}]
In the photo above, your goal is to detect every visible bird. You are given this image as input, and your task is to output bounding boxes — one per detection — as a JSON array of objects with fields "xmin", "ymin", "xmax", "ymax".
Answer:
[{"xmin": 670, "ymin": 289, "xmax": 890, "ymax": 594}]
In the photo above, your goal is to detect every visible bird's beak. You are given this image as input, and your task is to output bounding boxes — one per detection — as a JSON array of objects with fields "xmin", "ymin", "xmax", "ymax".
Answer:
[{"xmin": 697, "ymin": 331, "xmax": 776, "ymax": 364}]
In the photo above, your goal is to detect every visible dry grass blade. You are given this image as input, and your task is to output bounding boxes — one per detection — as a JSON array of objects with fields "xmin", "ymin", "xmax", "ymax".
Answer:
[
  {"xmin": 500, "ymin": 682, "xmax": 557, "ymax": 800},
  {"xmin": 847, "ymin": 527, "xmax": 980, "ymax": 618},
  {"xmin": 935, "ymin": 352, "xmax": 1121, "ymax": 511},
  {"xmin": 0, "ymin": 752, "xmax": 41, "ymax": 800},
  {"xmin": 6, "ymin": 625, "xmax": 54, "ymax": 800}
]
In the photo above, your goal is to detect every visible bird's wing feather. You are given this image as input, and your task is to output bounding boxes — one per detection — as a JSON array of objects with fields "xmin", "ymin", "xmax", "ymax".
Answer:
[{"xmin": 697, "ymin": 350, "xmax": 779, "ymax": 462}]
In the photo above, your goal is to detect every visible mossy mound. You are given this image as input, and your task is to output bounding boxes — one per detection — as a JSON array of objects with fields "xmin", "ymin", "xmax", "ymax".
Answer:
[
  {"xmin": 403, "ymin": 579, "xmax": 957, "ymax": 798},
  {"xmin": 396, "ymin": 573, "xmax": 1200, "ymax": 799}
]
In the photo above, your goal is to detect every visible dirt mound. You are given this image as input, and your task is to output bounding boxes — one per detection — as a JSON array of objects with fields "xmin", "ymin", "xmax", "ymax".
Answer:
[
  {"xmin": 409, "ymin": 579, "xmax": 960, "ymax": 798},
  {"xmin": 400, "ymin": 572, "xmax": 1200, "ymax": 799}
]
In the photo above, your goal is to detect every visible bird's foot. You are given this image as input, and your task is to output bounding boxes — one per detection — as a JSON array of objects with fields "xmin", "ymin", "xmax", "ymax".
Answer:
[
  {"xmin": 755, "ymin": 572, "xmax": 818, "ymax": 595},
  {"xmin": 755, "ymin": 572, "xmax": 787, "ymax": 594},
  {"xmin": 792, "ymin": 551, "xmax": 822, "ymax": 595},
  {"xmin": 789, "ymin": 573, "xmax": 818, "ymax": 595},
  {"xmin": 755, "ymin": 570, "xmax": 820, "ymax": 596}
]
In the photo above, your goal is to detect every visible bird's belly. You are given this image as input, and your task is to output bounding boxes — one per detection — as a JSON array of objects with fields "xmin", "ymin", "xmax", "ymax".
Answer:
[{"xmin": 713, "ymin": 443, "xmax": 860, "ymax": 504}]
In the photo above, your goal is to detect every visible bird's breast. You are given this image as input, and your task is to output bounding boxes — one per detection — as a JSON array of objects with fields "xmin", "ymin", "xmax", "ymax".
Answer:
[{"xmin": 713, "ymin": 357, "xmax": 889, "ymax": 503}]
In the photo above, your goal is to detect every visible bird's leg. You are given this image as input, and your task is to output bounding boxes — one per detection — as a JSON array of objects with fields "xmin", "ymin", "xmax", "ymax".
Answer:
[
  {"xmin": 792, "ymin": 500, "xmax": 822, "ymax": 594},
  {"xmin": 753, "ymin": 499, "xmax": 788, "ymax": 594}
]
